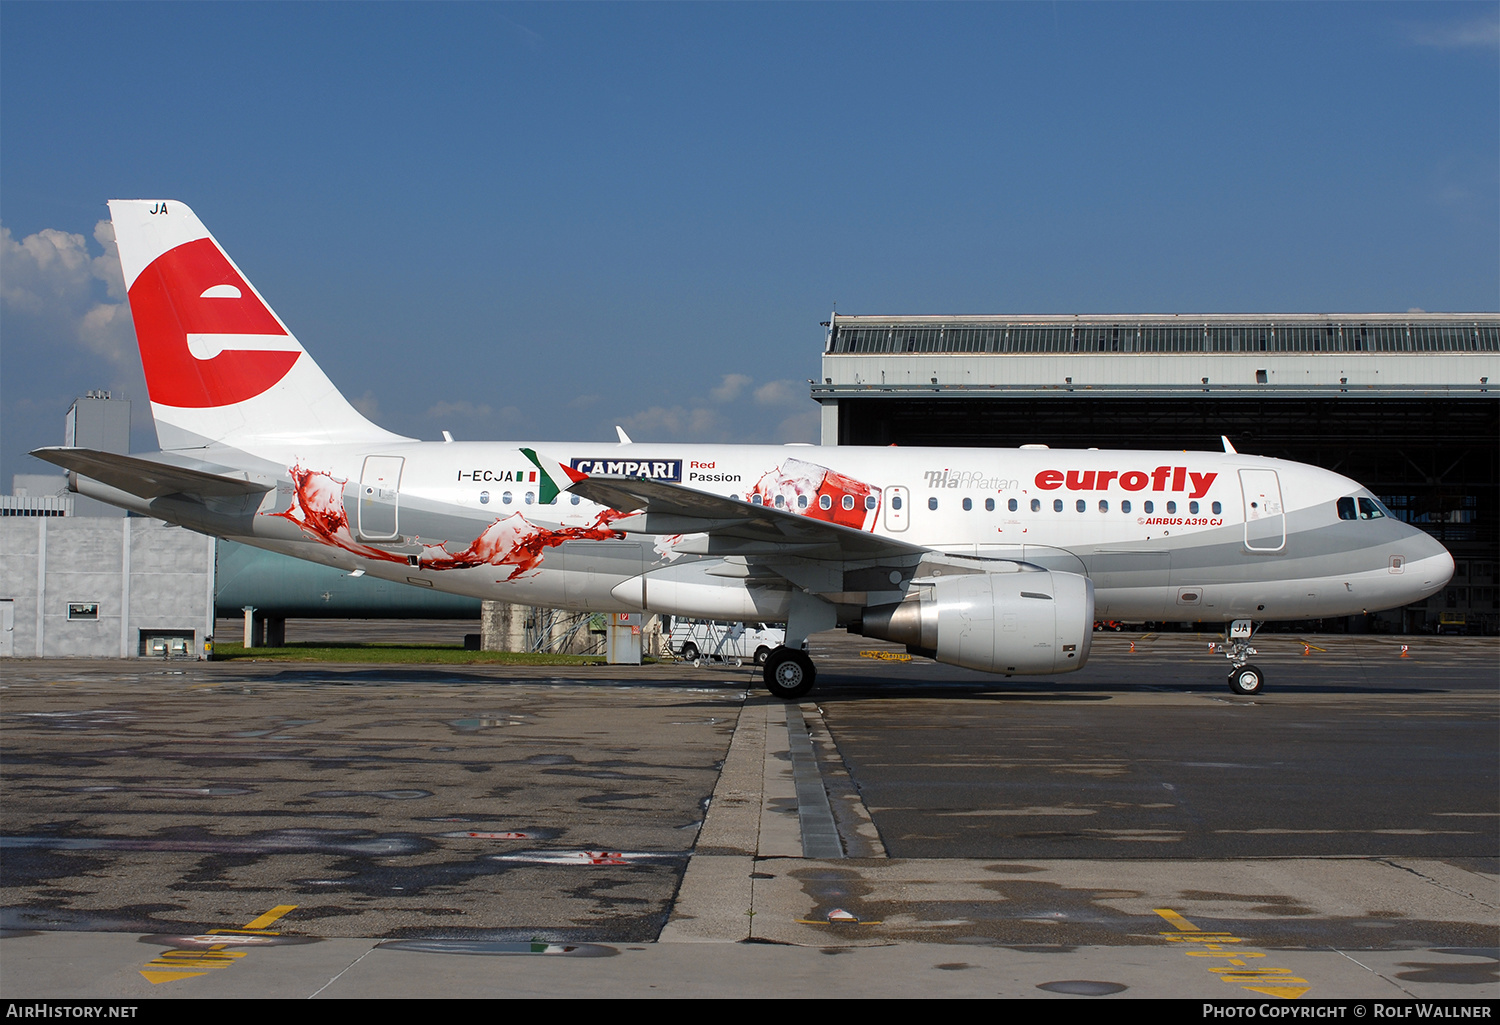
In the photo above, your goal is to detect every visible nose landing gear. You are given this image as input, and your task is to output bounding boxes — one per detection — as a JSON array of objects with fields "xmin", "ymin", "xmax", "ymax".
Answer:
[{"xmin": 1223, "ymin": 619, "xmax": 1265, "ymax": 695}]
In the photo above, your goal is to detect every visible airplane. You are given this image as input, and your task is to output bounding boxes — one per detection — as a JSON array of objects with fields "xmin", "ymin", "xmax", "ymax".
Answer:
[{"xmin": 33, "ymin": 200, "xmax": 1455, "ymax": 699}]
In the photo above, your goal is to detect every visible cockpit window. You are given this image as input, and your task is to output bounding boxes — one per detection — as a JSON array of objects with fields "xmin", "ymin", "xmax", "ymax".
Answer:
[{"xmin": 1339, "ymin": 495, "xmax": 1389, "ymax": 521}]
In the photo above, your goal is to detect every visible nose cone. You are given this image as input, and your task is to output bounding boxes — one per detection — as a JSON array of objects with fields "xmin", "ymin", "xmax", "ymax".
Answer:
[{"xmin": 1405, "ymin": 529, "xmax": 1455, "ymax": 601}]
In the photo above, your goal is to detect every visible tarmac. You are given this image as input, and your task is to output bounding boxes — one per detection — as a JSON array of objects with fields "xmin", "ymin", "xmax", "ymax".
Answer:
[{"xmin": 1, "ymin": 631, "xmax": 1495, "ymax": 1000}]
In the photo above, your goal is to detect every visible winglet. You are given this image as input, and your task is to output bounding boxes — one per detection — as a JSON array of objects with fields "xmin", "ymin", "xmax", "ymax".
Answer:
[{"xmin": 521, "ymin": 448, "xmax": 586, "ymax": 505}]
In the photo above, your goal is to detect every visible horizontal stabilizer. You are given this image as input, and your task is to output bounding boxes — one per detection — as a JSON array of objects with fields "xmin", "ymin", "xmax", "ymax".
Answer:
[{"xmin": 30, "ymin": 447, "xmax": 274, "ymax": 500}]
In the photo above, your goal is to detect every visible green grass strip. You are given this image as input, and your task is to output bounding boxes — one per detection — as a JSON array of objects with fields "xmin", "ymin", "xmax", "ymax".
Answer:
[{"xmin": 209, "ymin": 642, "xmax": 610, "ymax": 665}]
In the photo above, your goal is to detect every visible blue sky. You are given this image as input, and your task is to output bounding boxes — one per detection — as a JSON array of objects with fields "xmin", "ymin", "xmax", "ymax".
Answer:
[{"xmin": 3, "ymin": 2, "xmax": 1496, "ymax": 484}]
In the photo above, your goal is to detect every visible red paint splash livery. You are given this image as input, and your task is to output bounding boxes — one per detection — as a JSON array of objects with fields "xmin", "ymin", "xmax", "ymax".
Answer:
[
  {"xmin": 271, "ymin": 467, "xmax": 625, "ymax": 579},
  {"xmin": 1035, "ymin": 466, "xmax": 1218, "ymax": 499},
  {"xmin": 751, "ymin": 458, "xmax": 882, "ymax": 531},
  {"xmin": 127, "ymin": 238, "xmax": 301, "ymax": 408}
]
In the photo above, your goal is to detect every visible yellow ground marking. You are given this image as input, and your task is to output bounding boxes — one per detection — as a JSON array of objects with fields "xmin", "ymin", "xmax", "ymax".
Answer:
[
  {"xmin": 858, "ymin": 650, "xmax": 912, "ymax": 662},
  {"xmin": 239, "ymin": 904, "xmax": 298, "ymax": 931},
  {"xmin": 1155, "ymin": 907, "xmax": 1309, "ymax": 1000},
  {"xmin": 1296, "ymin": 639, "xmax": 1328, "ymax": 652},
  {"xmin": 140, "ymin": 904, "xmax": 298, "ymax": 984},
  {"xmin": 1154, "ymin": 907, "xmax": 1198, "ymax": 931}
]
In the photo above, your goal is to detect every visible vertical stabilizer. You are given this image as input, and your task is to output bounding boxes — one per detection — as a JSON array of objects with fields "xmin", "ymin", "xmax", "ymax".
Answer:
[{"xmin": 108, "ymin": 199, "xmax": 406, "ymax": 453}]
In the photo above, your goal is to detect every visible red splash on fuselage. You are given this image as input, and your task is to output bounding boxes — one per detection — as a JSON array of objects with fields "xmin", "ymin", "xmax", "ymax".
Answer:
[{"xmin": 267, "ymin": 466, "xmax": 625, "ymax": 579}]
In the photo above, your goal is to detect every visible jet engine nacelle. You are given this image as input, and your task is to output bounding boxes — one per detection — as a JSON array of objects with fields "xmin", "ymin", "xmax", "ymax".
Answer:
[{"xmin": 855, "ymin": 566, "xmax": 1094, "ymax": 675}]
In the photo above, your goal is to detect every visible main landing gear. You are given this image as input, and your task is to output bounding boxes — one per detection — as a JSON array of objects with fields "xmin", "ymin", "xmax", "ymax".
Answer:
[
  {"xmin": 1222, "ymin": 619, "xmax": 1265, "ymax": 696},
  {"xmin": 763, "ymin": 646, "xmax": 816, "ymax": 700}
]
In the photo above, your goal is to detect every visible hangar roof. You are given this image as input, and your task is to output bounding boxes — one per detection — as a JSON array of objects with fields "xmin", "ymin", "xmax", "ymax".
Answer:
[
  {"xmin": 825, "ymin": 313, "xmax": 1499, "ymax": 355},
  {"xmin": 816, "ymin": 313, "xmax": 1500, "ymax": 399}
]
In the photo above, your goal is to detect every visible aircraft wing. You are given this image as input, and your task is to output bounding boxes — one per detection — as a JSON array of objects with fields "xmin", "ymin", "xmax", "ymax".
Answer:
[
  {"xmin": 570, "ymin": 475, "xmax": 929, "ymax": 562},
  {"xmin": 30, "ymin": 447, "xmax": 275, "ymax": 500}
]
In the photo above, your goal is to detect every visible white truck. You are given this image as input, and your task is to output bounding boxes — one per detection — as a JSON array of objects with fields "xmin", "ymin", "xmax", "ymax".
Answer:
[{"xmin": 668, "ymin": 619, "xmax": 785, "ymax": 666}]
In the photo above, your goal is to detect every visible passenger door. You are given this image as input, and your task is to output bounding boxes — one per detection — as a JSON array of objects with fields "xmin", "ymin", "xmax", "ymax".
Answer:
[
  {"xmin": 1240, "ymin": 469, "xmax": 1285, "ymax": 553},
  {"xmin": 357, "ymin": 455, "xmax": 404, "ymax": 541}
]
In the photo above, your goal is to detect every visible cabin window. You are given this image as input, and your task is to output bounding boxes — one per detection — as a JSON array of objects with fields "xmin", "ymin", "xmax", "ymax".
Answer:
[
  {"xmin": 1121, "ymin": 500, "xmax": 1131, "ymax": 513},
  {"xmin": 1099, "ymin": 500, "xmax": 1108, "ymax": 513},
  {"xmin": 891, "ymin": 495, "xmax": 903, "ymax": 511},
  {"xmin": 984, "ymin": 498, "xmax": 994, "ymax": 512},
  {"xmin": 525, "ymin": 492, "xmax": 535, "ymax": 505},
  {"xmin": 502, "ymin": 491, "xmax": 513, "ymax": 505},
  {"xmin": 1167, "ymin": 501, "xmax": 1177, "ymax": 514},
  {"xmin": 819, "ymin": 494, "xmax": 832, "ymax": 510},
  {"xmin": 479, "ymin": 491, "xmax": 490, "ymax": 505},
  {"xmin": 1189, "ymin": 501, "xmax": 1199, "ymax": 514},
  {"xmin": 774, "ymin": 494, "xmax": 785, "ymax": 508},
  {"xmin": 1031, "ymin": 498, "xmax": 1041, "ymax": 512},
  {"xmin": 842, "ymin": 495, "xmax": 855, "ymax": 511},
  {"xmin": 962, "ymin": 498, "xmax": 972, "ymax": 511},
  {"xmin": 1212, "ymin": 501, "xmax": 1221, "ymax": 514},
  {"xmin": 1054, "ymin": 499, "xmax": 1064, "ymax": 512},
  {"xmin": 1008, "ymin": 498, "xmax": 1017, "ymax": 512},
  {"xmin": 571, "ymin": 495, "xmax": 581, "ymax": 505},
  {"xmin": 865, "ymin": 495, "xmax": 877, "ymax": 510},
  {"xmin": 1144, "ymin": 500, "xmax": 1154, "ymax": 514},
  {"xmin": 929, "ymin": 497, "xmax": 939, "ymax": 511},
  {"xmin": 752, "ymin": 494, "xmax": 764, "ymax": 505},
  {"xmin": 797, "ymin": 494, "xmax": 808, "ymax": 509},
  {"xmin": 1076, "ymin": 499, "xmax": 1086, "ymax": 513}
]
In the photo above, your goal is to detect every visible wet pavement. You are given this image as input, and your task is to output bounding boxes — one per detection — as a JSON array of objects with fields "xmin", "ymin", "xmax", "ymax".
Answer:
[
  {"xmin": 2, "ymin": 661, "xmax": 739, "ymax": 942},
  {"xmin": 1, "ymin": 632, "xmax": 1496, "ymax": 998}
]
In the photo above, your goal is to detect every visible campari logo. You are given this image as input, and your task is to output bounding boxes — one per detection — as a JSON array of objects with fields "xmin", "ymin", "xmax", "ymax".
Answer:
[{"xmin": 569, "ymin": 458, "xmax": 682, "ymax": 482}]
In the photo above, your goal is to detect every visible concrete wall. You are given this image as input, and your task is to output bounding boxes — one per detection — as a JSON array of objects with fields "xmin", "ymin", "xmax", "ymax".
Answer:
[{"xmin": 0, "ymin": 518, "xmax": 214, "ymax": 658}]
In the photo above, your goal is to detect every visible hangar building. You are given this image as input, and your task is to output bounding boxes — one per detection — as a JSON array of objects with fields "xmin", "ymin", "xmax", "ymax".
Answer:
[{"xmin": 814, "ymin": 312, "xmax": 1499, "ymax": 634}]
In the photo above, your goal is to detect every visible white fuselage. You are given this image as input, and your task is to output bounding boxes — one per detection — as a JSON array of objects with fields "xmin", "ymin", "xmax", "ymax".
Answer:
[{"xmin": 109, "ymin": 439, "xmax": 1449, "ymax": 629}]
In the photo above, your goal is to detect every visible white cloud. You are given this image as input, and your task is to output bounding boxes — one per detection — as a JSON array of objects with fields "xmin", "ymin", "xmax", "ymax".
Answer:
[
  {"xmin": 0, "ymin": 220, "xmax": 137, "ymax": 370},
  {"xmin": 1, "ymin": 225, "xmax": 92, "ymax": 315},
  {"xmin": 351, "ymin": 390, "xmax": 382, "ymax": 419},
  {"xmin": 427, "ymin": 399, "xmax": 494, "ymax": 420},
  {"xmin": 620, "ymin": 404, "xmax": 726, "ymax": 441},
  {"xmin": 710, "ymin": 373, "xmax": 752, "ymax": 403},
  {"xmin": 92, "ymin": 219, "xmax": 126, "ymax": 301},
  {"xmin": 753, "ymin": 379, "xmax": 800, "ymax": 406},
  {"xmin": 1406, "ymin": 12, "xmax": 1500, "ymax": 49},
  {"xmin": 775, "ymin": 409, "xmax": 821, "ymax": 444}
]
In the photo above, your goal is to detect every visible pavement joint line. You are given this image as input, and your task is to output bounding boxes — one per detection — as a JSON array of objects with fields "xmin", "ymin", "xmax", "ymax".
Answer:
[
  {"xmin": 309, "ymin": 945, "xmax": 377, "ymax": 1000},
  {"xmin": 1373, "ymin": 857, "xmax": 1500, "ymax": 910},
  {"xmin": 785, "ymin": 702, "xmax": 843, "ymax": 859},
  {"xmin": 1332, "ymin": 948, "xmax": 1419, "ymax": 1000}
]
